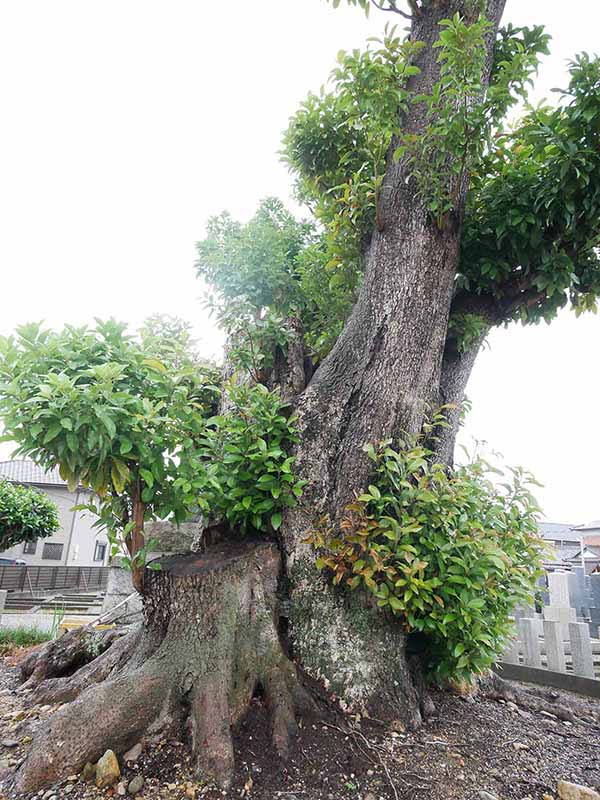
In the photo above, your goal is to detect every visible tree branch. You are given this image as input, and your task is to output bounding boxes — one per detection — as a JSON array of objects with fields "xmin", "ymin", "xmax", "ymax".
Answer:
[{"xmin": 369, "ymin": 0, "xmax": 414, "ymax": 20}]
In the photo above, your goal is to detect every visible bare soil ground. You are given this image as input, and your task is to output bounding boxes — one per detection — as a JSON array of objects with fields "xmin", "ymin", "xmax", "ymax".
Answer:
[{"xmin": 1, "ymin": 649, "xmax": 599, "ymax": 800}]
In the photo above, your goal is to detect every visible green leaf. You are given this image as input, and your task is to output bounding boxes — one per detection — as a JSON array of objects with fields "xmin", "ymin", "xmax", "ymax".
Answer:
[
  {"xmin": 140, "ymin": 468, "xmax": 154, "ymax": 489},
  {"xmin": 271, "ymin": 512, "xmax": 282, "ymax": 531}
]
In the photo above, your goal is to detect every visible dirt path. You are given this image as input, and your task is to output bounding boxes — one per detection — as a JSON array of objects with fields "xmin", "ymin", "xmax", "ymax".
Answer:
[{"xmin": 1, "ymin": 652, "xmax": 599, "ymax": 800}]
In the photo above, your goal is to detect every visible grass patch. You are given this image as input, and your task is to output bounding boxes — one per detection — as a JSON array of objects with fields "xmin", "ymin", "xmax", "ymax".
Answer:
[{"xmin": 0, "ymin": 626, "xmax": 51, "ymax": 655}]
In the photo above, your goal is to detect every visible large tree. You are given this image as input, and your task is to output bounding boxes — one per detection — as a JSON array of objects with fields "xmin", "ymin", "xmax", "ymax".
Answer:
[{"xmin": 5, "ymin": 1, "xmax": 600, "ymax": 794}]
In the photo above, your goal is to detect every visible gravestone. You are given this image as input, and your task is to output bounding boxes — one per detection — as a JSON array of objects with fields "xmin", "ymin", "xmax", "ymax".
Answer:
[
  {"xmin": 569, "ymin": 622, "xmax": 595, "ymax": 678},
  {"xmin": 543, "ymin": 619, "xmax": 566, "ymax": 673},
  {"xmin": 589, "ymin": 607, "xmax": 600, "ymax": 638},
  {"xmin": 568, "ymin": 567, "xmax": 591, "ymax": 616},
  {"xmin": 519, "ymin": 618, "xmax": 541, "ymax": 668},
  {"xmin": 144, "ymin": 520, "xmax": 202, "ymax": 557},
  {"xmin": 514, "ymin": 605, "xmax": 535, "ymax": 623},
  {"xmin": 548, "ymin": 571, "xmax": 570, "ymax": 606},
  {"xmin": 543, "ymin": 605, "xmax": 576, "ymax": 641},
  {"xmin": 590, "ymin": 573, "xmax": 600, "ymax": 608},
  {"xmin": 100, "ymin": 565, "xmax": 142, "ymax": 620},
  {"xmin": 503, "ymin": 636, "xmax": 520, "ymax": 665}
]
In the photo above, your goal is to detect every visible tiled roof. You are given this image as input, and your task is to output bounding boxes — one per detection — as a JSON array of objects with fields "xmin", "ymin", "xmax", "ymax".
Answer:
[
  {"xmin": 573, "ymin": 520, "xmax": 600, "ymax": 531},
  {"xmin": 537, "ymin": 522, "xmax": 579, "ymax": 542},
  {"xmin": 0, "ymin": 460, "xmax": 68, "ymax": 487},
  {"xmin": 560, "ymin": 547, "xmax": 585, "ymax": 561}
]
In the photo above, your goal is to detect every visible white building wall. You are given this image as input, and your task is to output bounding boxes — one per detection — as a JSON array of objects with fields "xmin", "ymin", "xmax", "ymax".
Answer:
[{"xmin": 0, "ymin": 485, "xmax": 108, "ymax": 567}]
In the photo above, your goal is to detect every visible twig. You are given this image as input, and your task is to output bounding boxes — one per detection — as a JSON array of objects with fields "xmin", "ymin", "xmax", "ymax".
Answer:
[{"xmin": 369, "ymin": 0, "xmax": 413, "ymax": 20}]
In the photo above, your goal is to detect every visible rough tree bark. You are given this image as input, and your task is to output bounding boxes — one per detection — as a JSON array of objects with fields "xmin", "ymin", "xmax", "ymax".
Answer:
[
  {"xmin": 283, "ymin": 0, "xmax": 506, "ymax": 722},
  {"xmin": 11, "ymin": 2, "xmax": 511, "ymax": 794}
]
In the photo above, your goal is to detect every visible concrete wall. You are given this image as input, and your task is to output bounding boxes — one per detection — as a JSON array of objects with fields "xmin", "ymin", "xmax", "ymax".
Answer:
[{"xmin": 0, "ymin": 485, "xmax": 109, "ymax": 567}]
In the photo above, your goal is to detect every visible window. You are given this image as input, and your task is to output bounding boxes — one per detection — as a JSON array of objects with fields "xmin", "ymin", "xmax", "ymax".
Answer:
[
  {"xmin": 42, "ymin": 542, "xmax": 64, "ymax": 561},
  {"xmin": 94, "ymin": 542, "xmax": 107, "ymax": 563},
  {"xmin": 22, "ymin": 541, "xmax": 37, "ymax": 555}
]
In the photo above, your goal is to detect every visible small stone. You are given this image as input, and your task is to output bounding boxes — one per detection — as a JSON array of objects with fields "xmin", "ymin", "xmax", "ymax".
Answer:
[
  {"xmin": 557, "ymin": 781, "xmax": 600, "ymax": 800},
  {"xmin": 512, "ymin": 741, "xmax": 529, "ymax": 750},
  {"xmin": 1, "ymin": 740, "xmax": 19, "ymax": 749},
  {"xmin": 95, "ymin": 749, "xmax": 120, "ymax": 789},
  {"xmin": 21, "ymin": 736, "xmax": 33, "ymax": 744},
  {"xmin": 364, "ymin": 794, "xmax": 377, "ymax": 800},
  {"xmin": 167, "ymin": 783, "xmax": 177, "ymax": 790},
  {"xmin": 127, "ymin": 775, "xmax": 145, "ymax": 795},
  {"xmin": 185, "ymin": 788, "xmax": 196, "ymax": 799},
  {"xmin": 506, "ymin": 701, "xmax": 518, "ymax": 712},
  {"xmin": 543, "ymin": 794, "xmax": 555, "ymax": 800},
  {"xmin": 82, "ymin": 761, "xmax": 96, "ymax": 782},
  {"xmin": 478, "ymin": 793, "xmax": 499, "ymax": 800},
  {"xmin": 64, "ymin": 785, "xmax": 74, "ymax": 794},
  {"xmin": 116, "ymin": 781, "xmax": 127, "ymax": 796},
  {"xmin": 388, "ymin": 719, "xmax": 405, "ymax": 733},
  {"xmin": 123, "ymin": 743, "xmax": 142, "ymax": 763},
  {"xmin": 67, "ymin": 774, "xmax": 78, "ymax": 782}
]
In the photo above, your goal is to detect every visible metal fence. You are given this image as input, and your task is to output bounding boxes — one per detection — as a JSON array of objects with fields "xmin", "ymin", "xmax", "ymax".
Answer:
[{"xmin": 0, "ymin": 564, "xmax": 108, "ymax": 593}]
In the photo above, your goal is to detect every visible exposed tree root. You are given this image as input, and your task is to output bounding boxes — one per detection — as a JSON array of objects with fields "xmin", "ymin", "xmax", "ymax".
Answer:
[
  {"xmin": 13, "ymin": 540, "xmax": 308, "ymax": 795},
  {"xmin": 18, "ymin": 625, "xmax": 126, "ymax": 692},
  {"xmin": 480, "ymin": 671, "xmax": 600, "ymax": 725},
  {"xmin": 26, "ymin": 625, "xmax": 140, "ymax": 706}
]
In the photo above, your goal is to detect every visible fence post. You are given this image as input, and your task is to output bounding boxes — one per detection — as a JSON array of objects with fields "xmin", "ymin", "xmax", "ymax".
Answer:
[
  {"xmin": 569, "ymin": 622, "xmax": 595, "ymax": 678},
  {"xmin": 543, "ymin": 620, "xmax": 566, "ymax": 673}
]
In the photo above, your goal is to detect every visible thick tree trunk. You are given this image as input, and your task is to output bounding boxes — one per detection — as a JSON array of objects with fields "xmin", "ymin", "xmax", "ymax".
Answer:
[
  {"xmin": 13, "ymin": 541, "xmax": 309, "ymax": 795},
  {"xmin": 289, "ymin": 0, "xmax": 505, "ymax": 524},
  {"xmin": 282, "ymin": 0, "xmax": 506, "ymax": 720}
]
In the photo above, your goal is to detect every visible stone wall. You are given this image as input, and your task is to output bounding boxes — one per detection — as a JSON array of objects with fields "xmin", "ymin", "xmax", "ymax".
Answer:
[{"xmin": 145, "ymin": 521, "xmax": 201, "ymax": 557}]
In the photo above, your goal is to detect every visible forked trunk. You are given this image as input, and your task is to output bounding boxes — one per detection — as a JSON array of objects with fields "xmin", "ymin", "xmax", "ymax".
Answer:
[{"xmin": 282, "ymin": 0, "xmax": 506, "ymax": 719}]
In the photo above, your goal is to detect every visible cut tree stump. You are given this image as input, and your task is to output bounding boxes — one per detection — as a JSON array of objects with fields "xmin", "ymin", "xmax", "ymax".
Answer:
[{"xmin": 13, "ymin": 539, "xmax": 308, "ymax": 795}]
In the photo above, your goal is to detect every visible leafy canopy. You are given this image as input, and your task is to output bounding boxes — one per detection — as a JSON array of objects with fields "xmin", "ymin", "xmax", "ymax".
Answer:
[
  {"xmin": 0, "ymin": 479, "xmax": 60, "ymax": 551},
  {"xmin": 0, "ymin": 319, "xmax": 304, "ymax": 573},
  {"xmin": 0, "ymin": 319, "xmax": 220, "ymax": 571},
  {"xmin": 198, "ymin": 18, "xmax": 600, "ymax": 361}
]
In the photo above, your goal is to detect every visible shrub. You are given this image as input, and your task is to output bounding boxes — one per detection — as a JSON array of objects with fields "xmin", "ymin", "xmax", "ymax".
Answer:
[
  {"xmin": 0, "ymin": 479, "xmax": 59, "ymax": 551},
  {"xmin": 308, "ymin": 429, "xmax": 546, "ymax": 682}
]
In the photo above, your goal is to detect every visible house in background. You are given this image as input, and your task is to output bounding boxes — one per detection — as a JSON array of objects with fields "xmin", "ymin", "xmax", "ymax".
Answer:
[
  {"xmin": 0, "ymin": 460, "xmax": 109, "ymax": 567},
  {"xmin": 538, "ymin": 520, "xmax": 600, "ymax": 574}
]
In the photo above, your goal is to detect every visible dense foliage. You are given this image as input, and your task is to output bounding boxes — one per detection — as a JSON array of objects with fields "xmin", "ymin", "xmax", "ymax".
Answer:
[
  {"xmin": 198, "ymin": 20, "xmax": 600, "ymax": 361},
  {"xmin": 0, "ymin": 320, "xmax": 303, "ymax": 584},
  {"xmin": 0, "ymin": 479, "xmax": 59, "ymax": 551},
  {"xmin": 307, "ymin": 424, "xmax": 546, "ymax": 681},
  {"xmin": 0, "ymin": 320, "xmax": 220, "ymax": 583},
  {"xmin": 200, "ymin": 383, "xmax": 305, "ymax": 533}
]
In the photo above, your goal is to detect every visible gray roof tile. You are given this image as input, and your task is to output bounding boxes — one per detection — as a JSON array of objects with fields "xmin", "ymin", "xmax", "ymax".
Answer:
[{"xmin": 0, "ymin": 459, "xmax": 67, "ymax": 487}]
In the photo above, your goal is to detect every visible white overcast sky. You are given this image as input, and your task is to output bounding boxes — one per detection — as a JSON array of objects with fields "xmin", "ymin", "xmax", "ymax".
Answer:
[{"xmin": 0, "ymin": 1, "xmax": 598, "ymax": 524}]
